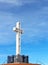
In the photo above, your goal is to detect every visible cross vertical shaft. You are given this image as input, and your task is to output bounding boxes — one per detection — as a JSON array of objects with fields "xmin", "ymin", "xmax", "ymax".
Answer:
[{"xmin": 13, "ymin": 22, "xmax": 23, "ymax": 55}]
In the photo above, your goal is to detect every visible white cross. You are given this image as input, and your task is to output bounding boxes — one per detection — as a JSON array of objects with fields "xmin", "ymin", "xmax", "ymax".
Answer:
[{"xmin": 13, "ymin": 22, "xmax": 23, "ymax": 55}]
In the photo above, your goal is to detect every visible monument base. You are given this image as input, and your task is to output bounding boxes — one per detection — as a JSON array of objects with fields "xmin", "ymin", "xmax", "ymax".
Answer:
[{"xmin": 7, "ymin": 55, "xmax": 29, "ymax": 63}]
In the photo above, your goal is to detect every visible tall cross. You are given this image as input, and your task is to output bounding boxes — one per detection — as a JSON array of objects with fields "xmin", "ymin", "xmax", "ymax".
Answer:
[{"xmin": 13, "ymin": 22, "xmax": 23, "ymax": 55}]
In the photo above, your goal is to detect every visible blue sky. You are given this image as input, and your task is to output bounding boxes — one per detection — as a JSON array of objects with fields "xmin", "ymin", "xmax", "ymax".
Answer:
[{"xmin": 0, "ymin": 0, "xmax": 48, "ymax": 65}]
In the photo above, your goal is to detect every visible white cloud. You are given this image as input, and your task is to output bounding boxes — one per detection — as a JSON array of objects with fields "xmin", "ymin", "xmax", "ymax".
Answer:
[
  {"xmin": 0, "ymin": 0, "xmax": 39, "ymax": 6},
  {"xmin": 0, "ymin": 0, "xmax": 48, "ymax": 45},
  {"xmin": 0, "ymin": 13, "xmax": 16, "ymax": 45}
]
